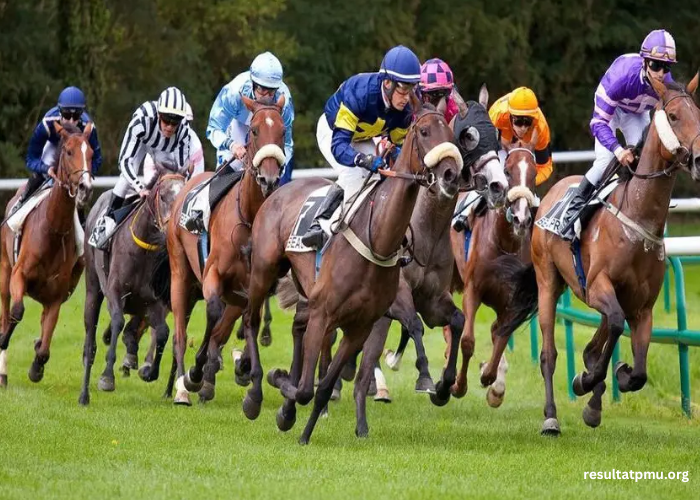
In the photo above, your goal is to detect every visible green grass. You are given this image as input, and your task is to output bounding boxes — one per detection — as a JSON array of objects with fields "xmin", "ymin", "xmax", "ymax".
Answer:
[{"xmin": 1, "ymin": 261, "xmax": 700, "ymax": 499}]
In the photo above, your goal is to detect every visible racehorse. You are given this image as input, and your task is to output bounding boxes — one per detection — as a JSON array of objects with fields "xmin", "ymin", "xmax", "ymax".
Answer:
[
  {"xmin": 79, "ymin": 170, "xmax": 186, "ymax": 405},
  {"xmin": 0, "ymin": 122, "xmax": 93, "ymax": 387},
  {"xmin": 492, "ymin": 74, "xmax": 700, "ymax": 434},
  {"xmin": 165, "ymin": 94, "xmax": 286, "ymax": 407},
  {"xmin": 448, "ymin": 138, "xmax": 538, "ymax": 407},
  {"xmin": 246, "ymin": 100, "xmax": 464, "ymax": 444}
]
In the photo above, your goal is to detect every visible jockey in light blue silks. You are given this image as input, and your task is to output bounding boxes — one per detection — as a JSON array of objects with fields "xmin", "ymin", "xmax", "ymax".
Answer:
[
  {"xmin": 300, "ymin": 45, "xmax": 421, "ymax": 249},
  {"xmin": 559, "ymin": 29, "xmax": 677, "ymax": 240},
  {"xmin": 178, "ymin": 52, "xmax": 295, "ymax": 232}
]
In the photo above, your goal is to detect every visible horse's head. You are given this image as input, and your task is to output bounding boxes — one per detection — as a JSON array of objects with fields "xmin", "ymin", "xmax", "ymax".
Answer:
[
  {"xmin": 400, "ymin": 97, "xmax": 462, "ymax": 199},
  {"xmin": 54, "ymin": 122, "xmax": 94, "ymax": 206},
  {"xmin": 502, "ymin": 138, "xmax": 538, "ymax": 237},
  {"xmin": 452, "ymin": 84, "xmax": 508, "ymax": 208},
  {"xmin": 648, "ymin": 72, "xmax": 700, "ymax": 180},
  {"xmin": 241, "ymin": 93, "xmax": 286, "ymax": 197},
  {"xmin": 146, "ymin": 165, "xmax": 186, "ymax": 230}
]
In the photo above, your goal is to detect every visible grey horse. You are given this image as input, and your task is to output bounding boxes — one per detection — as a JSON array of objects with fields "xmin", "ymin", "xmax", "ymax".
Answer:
[{"xmin": 79, "ymin": 170, "xmax": 186, "ymax": 405}]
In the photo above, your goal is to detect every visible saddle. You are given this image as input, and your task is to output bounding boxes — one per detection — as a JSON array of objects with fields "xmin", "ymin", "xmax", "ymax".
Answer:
[{"xmin": 179, "ymin": 168, "xmax": 244, "ymax": 234}]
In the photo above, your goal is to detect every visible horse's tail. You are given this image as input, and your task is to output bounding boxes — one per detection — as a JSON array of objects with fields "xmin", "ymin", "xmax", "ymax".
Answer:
[
  {"xmin": 151, "ymin": 246, "xmax": 171, "ymax": 308},
  {"xmin": 276, "ymin": 272, "xmax": 299, "ymax": 311},
  {"xmin": 483, "ymin": 255, "xmax": 538, "ymax": 337}
]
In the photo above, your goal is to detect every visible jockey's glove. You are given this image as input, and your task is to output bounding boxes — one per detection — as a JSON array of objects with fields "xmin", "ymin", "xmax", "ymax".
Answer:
[{"xmin": 354, "ymin": 153, "xmax": 385, "ymax": 173}]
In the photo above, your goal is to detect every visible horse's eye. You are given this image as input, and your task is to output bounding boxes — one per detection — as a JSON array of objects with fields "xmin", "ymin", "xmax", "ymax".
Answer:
[
  {"xmin": 251, "ymin": 128, "xmax": 259, "ymax": 137},
  {"xmin": 668, "ymin": 112, "xmax": 678, "ymax": 122},
  {"xmin": 420, "ymin": 127, "xmax": 429, "ymax": 137},
  {"xmin": 66, "ymin": 150, "xmax": 73, "ymax": 157},
  {"xmin": 505, "ymin": 170, "xmax": 512, "ymax": 179}
]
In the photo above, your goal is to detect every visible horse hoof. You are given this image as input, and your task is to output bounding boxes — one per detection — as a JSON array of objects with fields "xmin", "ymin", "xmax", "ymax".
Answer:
[
  {"xmin": 355, "ymin": 425, "xmax": 369, "ymax": 438},
  {"xmin": 120, "ymin": 366, "xmax": 131, "ymax": 378},
  {"xmin": 122, "ymin": 353, "xmax": 138, "ymax": 371},
  {"xmin": 320, "ymin": 406, "xmax": 329, "ymax": 419},
  {"xmin": 572, "ymin": 373, "xmax": 586, "ymax": 397},
  {"xmin": 373, "ymin": 388, "xmax": 392, "ymax": 403},
  {"xmin": 197, "ymin": 381, "xmax": 216, "ymax": 402},
  {"xmin": 78, "ymin": 392, "xmax": 89, "ymax": 406},
  {"xmin": 330, "ymin": 387, "xmax": 342, "ymax": 401},
  {"xmin": 450, "ymin": 382, "xmax": 467, "ymax": 399},
  {"xmin": 486, "ymin": 383, "xmax": 505, "ymax": 408},
  {"xmin": 235, "ymin": 372, "xmax": 252, "ymax": 387},
  {"xmin": 276, "ymin": 407, "xmax": 296, "ymax": 432},
  {"xmin": 260, "ymin": 329, "xmax": 272, "ymax": 347},
  {"xmin": 0, "ymin": 374, "xmax": 7, "ymax": 389},
  {"xmin": 582, "ymin": 405, "xmax": 602, "ymax": 428},
  {"xmin": 429, "ymin": 391, "xmax": 450, "ymax": 407},
  {"xmin": 173, "ymin": 391, "xmax": 192, "ymax": 406},
  {"xmin": 340, "ymin": 363, "xmax": 356, "ymax": 382},
  {"xmin": 138, "ymin": 363, "xmax": 154, "ymax": 382},
  {"xmin": 97, "ymin": 376, "xmax": 115, "ymax": 392},
  {"xmin": 267, "ymin": 368, "xmax": 287, "ymax": 388},
  {"xmin": 367, "ymin": 379, "xmax": 377, "ymax": 396},
  {"xmin": 541, "ymin": 418, "xmax": 561, "ymax": 436},
  {"xmin": 384, "ymin": 350, "xmax": 401, "ymax": 371},
  {"xmin": 184, "ymin": 369, "xmax": 204, "ymax": 392},
  {"xmin": 242, "ymin": 393, "xmax": 262, "ymax": 420},
  {"xmin": 298, "ymin": 435, "xmax": 310, "ymax": 446},
  {"xmin": 614, "ymin": 361, "xmax": 631, "ymax": 378},
  {"xmin": 415, "ymin": 376, "xmax": 435, "ymax": 394}
]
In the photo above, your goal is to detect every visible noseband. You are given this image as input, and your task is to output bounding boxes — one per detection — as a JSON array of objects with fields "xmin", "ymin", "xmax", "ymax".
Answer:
[{"xmin": 55, "ymin": 137, "xmax": 93, "ymax": 198}]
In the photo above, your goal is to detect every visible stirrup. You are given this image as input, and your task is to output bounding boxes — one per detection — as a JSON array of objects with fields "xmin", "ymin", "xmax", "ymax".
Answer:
[{"xmin": 301, "ymin": 227, "xmax": 327, "ymax": 249}]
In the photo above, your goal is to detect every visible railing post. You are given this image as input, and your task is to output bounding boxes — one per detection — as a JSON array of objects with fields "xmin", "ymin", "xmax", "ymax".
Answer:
[
  {"xmin": 529, "ymin": 315, "xmax": 539, "ymax": 365},
  {"xmin": 563, "ymin": 289, "xmax": 576, "ymax": 401},
  {"xmin": 611, "ymin": 341, "xmax": 621, "ymax": 402},
  {"xmin": 670, "ymin": 257, "xmax": 692, "ymax": 418}
]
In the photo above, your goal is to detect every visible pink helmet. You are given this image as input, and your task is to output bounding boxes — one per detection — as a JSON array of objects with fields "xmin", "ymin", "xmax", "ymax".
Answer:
[{"xmin": 419, "ymin": 58, "xmax": 454, "ymax": 92}]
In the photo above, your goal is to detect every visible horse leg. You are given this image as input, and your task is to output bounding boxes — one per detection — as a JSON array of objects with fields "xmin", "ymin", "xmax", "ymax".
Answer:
[
  {"xmin": 98, "ymin": 294, "xmax": 125, "ymax": 391},
  {"xmin": 171, "ymin": 262, "xmax": 193, "ymax": 406},
  {"xmin": 479, "ymin": 321, "xmax": 510, "ymax": 408},
  {"xmin": 383, "ymin": 278, "xmax": 412, "ymax": 372},
  {"xmin": 299, "ymin": 332, "xmax": 365, "ymax": 445},
  {"xmin": 139, "ymin": 303, "xmax": 169, "ymax": 383},
  {"xmin": 260, "ymin": 295, "xmax": 273, "ymax": 347},
  {"xmin": 451, "ymin": 284, "xmax": 477, "ymax": 399},
  {"xmin": 28, "ymin": 301, "xmax": 61, "ymax": 383},
  {"xmin": 272, "ymin": 299, "xmax": 309, "ymax": 432},
  {"xmin": 572, "ymin": 276, "xmax": 625, "ymax": 396},
  {"xmin": 79, "ymin": 268, "xmax": 104, "ymax": 405},
  {"xmin": 579, "ymin": 319, "xmax": 608, "ymax": 428},
  {"xmin": 120, "ymin": 316, "xmax": 144, "ymax": 377},
  {"xmin": 616, "ymin": 308, "xmax": 652, "ymax": 393},
  {"xmin": 384, "ymin": 327, "xmax": 409, "ymax": 371},
  {"xmin": 199, "ymin": 304, "xmax": 239, "ymax": 402},
  {"xmin": 538, "ymin": 275, "xmax": 561, "ymax": 436},
  {"xmin": 355, "ymin": 317, "xmax": 391, "ymax": 437},
  {"xmin": 0, "ymin": 260, "xmax": 19, "ymax": 388}
]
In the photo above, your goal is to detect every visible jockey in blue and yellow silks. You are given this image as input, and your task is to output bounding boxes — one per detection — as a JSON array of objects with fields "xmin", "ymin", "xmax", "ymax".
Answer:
[{"xmin": 301, "ymin": 45, "xmax": 421, "ymax": 249}]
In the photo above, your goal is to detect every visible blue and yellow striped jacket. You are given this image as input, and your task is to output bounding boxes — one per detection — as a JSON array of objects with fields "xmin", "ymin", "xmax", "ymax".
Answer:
[{"xmin": 324, "ymin": 72, "xmax": 413, "ymax": 167}]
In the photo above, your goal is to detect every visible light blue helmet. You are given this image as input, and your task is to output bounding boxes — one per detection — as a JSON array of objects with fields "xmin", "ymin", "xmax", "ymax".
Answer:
[
  {"xmin": 58, "ymin": 86, "xmax": 86, "ymax": 109},
  {"xmin": 250, "ymin": 52, "xmax": 284, "ymax": 89},
  {"xmin": 379, "ymin": 46, "xmax": 421, "ymax": 84}
]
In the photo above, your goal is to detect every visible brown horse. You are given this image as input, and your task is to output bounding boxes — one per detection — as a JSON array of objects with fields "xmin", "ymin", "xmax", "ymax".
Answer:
[
  {"xmin": 448, "ymin": 139, "xmax": 538, "ymax": 407},
  {"xmin": 0, "ymin": 122, "xmax": 93, "ymax": 387},
  {"xmin": 166, "ymin": 94, "xmax": 286, "ymax": 408},
  {"xmin": 494, "ymin": 75, "xmax": 700, "ymax": 435},
  {"xmin": 246, "ymin": 103, "xmax": 463, "ymax": 444}
]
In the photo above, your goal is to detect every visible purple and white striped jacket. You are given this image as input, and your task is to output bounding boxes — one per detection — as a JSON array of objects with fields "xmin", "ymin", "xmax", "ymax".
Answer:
[{"xmin": 590, "ymin": 54, "xmax": 673, "ymax": 153}]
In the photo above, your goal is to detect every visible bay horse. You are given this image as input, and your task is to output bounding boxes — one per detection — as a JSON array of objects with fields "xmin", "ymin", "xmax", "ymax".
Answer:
[
  {"xmin": 79, "ymin": 170, "xmax": 186, "ymax": 405},
  {"xmin": 166, "ymin": 94, "xmax": 286, "ymax": 407},
  {"xmin": 0, "ymin": 122, "xmax": 93, "ymax": 387},
  {"xmin": 493, "ymin": 75, "xmax": 700, "ymax": 435},
  {"xmin": 448, "ymin": 138, "xmax": 538, "ymax": 407},
  {"xmin": 246, "ymin": 102, "xmax": 464, "ymax": 444}
]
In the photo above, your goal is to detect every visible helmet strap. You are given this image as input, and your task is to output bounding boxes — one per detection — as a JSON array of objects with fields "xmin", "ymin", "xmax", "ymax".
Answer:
[{"xmin": 383, "ymin": 81, "xmax": 398, "ymax": 112}]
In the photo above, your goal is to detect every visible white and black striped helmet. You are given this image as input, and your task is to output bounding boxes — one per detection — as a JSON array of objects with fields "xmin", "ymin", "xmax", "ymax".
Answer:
[{"xmin": 157, "ymin": 87, "xmax": 188, "ymax": 118}]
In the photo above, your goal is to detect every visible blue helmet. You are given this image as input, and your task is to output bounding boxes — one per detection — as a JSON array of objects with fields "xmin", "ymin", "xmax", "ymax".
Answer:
[
  {"xmin": 379, "ymin": 46, "xmax": 421, "ymax": 84},
  {"xmin": 250, "ymin": 52, "xmax": 284, "ymax": 89},
  {"xmin": 57, "ymin": 86, "xmax": 86, "ymax": 109}
]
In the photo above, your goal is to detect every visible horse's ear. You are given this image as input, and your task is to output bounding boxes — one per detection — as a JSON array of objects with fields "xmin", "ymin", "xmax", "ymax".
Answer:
[
  {"xmin": 436, "ymin": 97, "xmax": 447, "ymax": 116},
  {"xmin": 241, "ymin": 93, "xmax": 257, "ymax": 112},
  {"xmin": 275, "ymin": 93, "xmax": 286, "ymax": 112},
  {"xmin": 410, "ymin": 90, "xmax": 422, "ymax": 115},
  {"xmin": 649, "ymin": 75, "xmax": 666, "ymax": 100},
  {"xmin": 686, "ymin": 71, "xmax": 699, "ymax": 95},
  {"xmin": 478, "ymin": 83, "xmax": 489, "ymax": 109},
  {"xmin": 83, "ymin": 122, "xmax": 93, "ymax": 140},
  {"xmin": 452, "ymin": 89, "xmax": 468, "ymax": 119}
]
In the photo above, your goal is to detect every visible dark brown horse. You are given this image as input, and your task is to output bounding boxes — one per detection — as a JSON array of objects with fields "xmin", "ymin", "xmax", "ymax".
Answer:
[
  {"xmin": 0, "ymin": 122, "xmax": 93, "ymax": 387},
  {"xmin": 448, "ymin": 139, "xmax": 538, "ymax": 407},
  {"xmin": 245, "ymin": 103, "xmax": 463, "ymax": 444},
  {"xmin": 79, "ymin": 171, "xmax": 186, "ymax": 405},
  {"xmin": 166, "ymin": 94, "xmax": 286, "ymax": 408},
  {"xmin": 494, "ymin": 75, "xmax": 700, "ymax": 435}
]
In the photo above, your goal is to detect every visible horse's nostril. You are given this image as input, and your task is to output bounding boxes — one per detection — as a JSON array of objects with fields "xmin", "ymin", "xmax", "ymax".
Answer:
[
  {"xmin": 694, "ymin": 155, "xmax": 700, "ymax": 169},
  {"xmin": 443, "ymin": 168, "xmax": 456, "ymax": 183},
  {"xmin": 489, "ymin": 181, "xmax": 504, "ymax": 194}
]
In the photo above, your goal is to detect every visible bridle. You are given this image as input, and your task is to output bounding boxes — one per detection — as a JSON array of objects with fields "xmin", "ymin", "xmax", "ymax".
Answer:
[
  {"xmin": 130, "ymin": 173, "xmax": 185, "ymax": 251},
  {"xmin": 54, "ymin": 135, "xmax": 93, "ymax": 198}
]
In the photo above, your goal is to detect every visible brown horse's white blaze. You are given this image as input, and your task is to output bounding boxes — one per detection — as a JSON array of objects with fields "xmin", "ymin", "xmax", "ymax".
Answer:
[{"xmin": 506, "ymin": 150, "xmax": 537, "ymax": 237}]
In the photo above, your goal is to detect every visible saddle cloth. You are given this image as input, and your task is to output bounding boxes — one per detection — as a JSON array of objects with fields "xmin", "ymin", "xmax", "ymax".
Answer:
[
  {"xmin": 179, "ymin": 168, "xmax": 244, "ymax": 234},
  {"xmin": 535, "ymin": 179, "xmax": 619, "ymax": 239},
  {"xmin": 7, "ymin": 186, "xmax": 84, "ymax": 261},
  {"xmin": 286, "ymin": 178, "xmax": 380, "ymax": 253}
]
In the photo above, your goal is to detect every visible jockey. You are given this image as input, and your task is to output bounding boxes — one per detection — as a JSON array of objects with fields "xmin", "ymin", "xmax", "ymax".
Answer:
[
  {"xmin": 143, "ymin": 102, "xmax": 205, "ymax": 184},
  {"xmin": 12, "ymin": 86, "xmax": 102, "ymax": 216},
  {"xmin": 89, "ymin": 86, "xmax": 191, "ymax": 249},
  {"xmin": 560, "ymin": 29, "xmax": 676, "ymax": 240},
  {"xmin": 205, "ymin": 51, "xmax": 294, "ymax": 172},
  {"xmin": 418, "ymin": 58, "xmax": 460, "ymax": 124},
  {"xmin": 452, "ymin": 86, "xmax": 553, "ymax": 232},
  {"xmin": 301, "ymin": 45, "xmax": 421, "ymax": 249}
]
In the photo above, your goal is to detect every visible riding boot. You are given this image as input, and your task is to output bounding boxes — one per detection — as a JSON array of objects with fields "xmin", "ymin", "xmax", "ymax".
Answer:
[
  {"xmin": 89, "ymin": 193, "xmax": 124, "ymax": 249},
  {"xmin": 300, "ymin": 184, "xmax": 344, "ymax": 249},
  {"xmin": 451, "ymin": 213, "xmax": 469, "ymax": 233},
  {"xmin": 559, "ymin": 177, "xmax": 597, "ymax": 241},
  {"xmin": 9, "ymin": 173, "xmax": 46, "ymax": 217}
]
